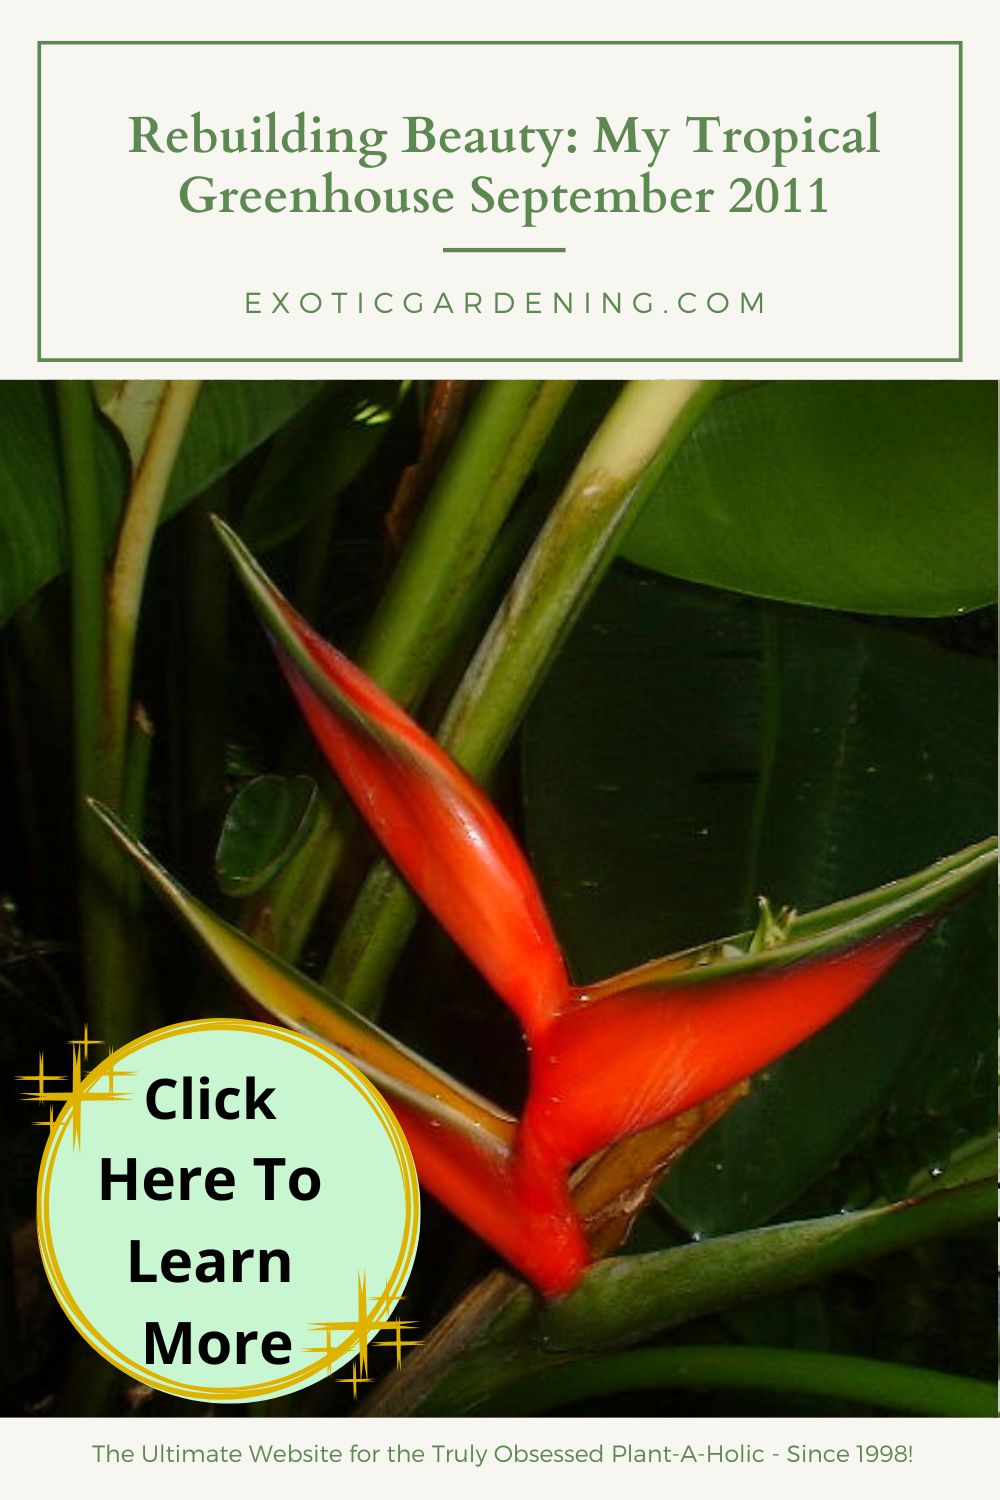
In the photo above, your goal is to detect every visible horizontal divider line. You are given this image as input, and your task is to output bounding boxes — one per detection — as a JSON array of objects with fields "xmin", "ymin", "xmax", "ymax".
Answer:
[{"xmin": 442, "ymin": 246, "xmax": 566, "ymax": 254}]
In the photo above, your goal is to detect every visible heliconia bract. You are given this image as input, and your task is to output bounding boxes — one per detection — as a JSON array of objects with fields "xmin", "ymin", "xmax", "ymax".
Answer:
[{"xmin": 91, "ymin": 521, "xmax": 995, "ymax": 1298}]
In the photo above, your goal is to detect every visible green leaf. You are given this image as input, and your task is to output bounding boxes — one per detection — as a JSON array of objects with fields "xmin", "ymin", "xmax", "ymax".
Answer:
[
  {"xmin": 480, "ymin": 1345, "xmax": 997, "ymax": 1418},
  {"xmin": 0, "ymin": 380, "xmax": 323, "ymax": 628},
  {"xmin": 522, "ymin": 569, "xmax": 996, "ymax": 1233},
  {"xmin": 215, "ymin": 775, "xmax": 320, "ymax": 897},
  {"xmin": 239, "ymin": 382, "xmax": 401, "ymax": 552},
  {"xmin": 621, "ymin": 382, "xmax": 998, "ymax": 615},
  {"xmin": 162, "ymin": 381, "xmax": 325, "ymax": 521},
  {"xmin": 0, "ymin": 384, "xmax": 119, "ymax": 634}
]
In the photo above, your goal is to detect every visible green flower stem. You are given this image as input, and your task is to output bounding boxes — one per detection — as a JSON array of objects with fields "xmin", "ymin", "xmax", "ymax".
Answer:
[
  {"xmin": 101, "ymin": 380, "xmax": 201, "ymax": 804},
  {"xmin": 57, "ymin": 383, "xmax": 104, "ymax": 805},
  {"xmin": 119, "ymin": 707, "xmax": 157, "ymax": 1029},
  {"xmin": 122, "ymin": 704, "xmax": 155, "ymax": 840},
  {"xmin": 176, "ymin": 496, "xmax": 229, "ymax": 882},
  {"xmin": 362, "ymin": 379, "xmax": 574, "ymax": 699},
  {"xmin": 441, "ymin": 381, "xmax": 719, "ymax": 771},
  {"xmin": 479, "ymin": 1345, "xmax": 997, "ymax": 1418},
  {"xmin": 419, "ymin": 435, "xmax": 594, "ymax": 728},
  {"xmin": 3, "ymin": 616, "xmax": 51, "ymax": 922},
  {"xmin": 325, "ymin": 380, "xmax": 719, "ymax": 1012},
  {"xmin": 364, "ymin": 1177, "xmax": 992, "ymax": 1416},
  {"xmin": 540, "ymin": 1178, "xmax": 994, "ymax": 1352},
  {"xmin": 57, "ymin": 383, "xmax": 118, "ymax": 1036},
  {"xmin": 247, "ymin": 379, "xmax": 573, "ymax": 959},
  {"xmin": 241, "ymin": 792, "xmax": 354, "ymax": 959},
  {"xmin": 323, "ymin": 860, "xmax": 413, "ymax": 1010},
  {"xmin": 102, "ymin": 381, "xmax": 201, "ymax": 1042},
  {"xmin": 59, "ymin": 381, "xmax": 200, "ymax": 1043},
  {"xmin": 740, "ymin": 604, "xmax": 781, "ymax": 923}
]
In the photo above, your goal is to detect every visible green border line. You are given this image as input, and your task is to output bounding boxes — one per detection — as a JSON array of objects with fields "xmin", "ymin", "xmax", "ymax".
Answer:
[
  {"xmin": 37, "ymin": 42, "xmax": 43, "ymax": 363},
  {"xmin": 38, "ymin": 39, "xmax": 964, "ymax": 46},
  {"xmin": 957, "ymin": 41, "xmax": 964, "ymax": 361},
  {"xmin": 442, "ymin": 247, "xmax": 567, "ymax": 254},
  {"xmin": 36, "ymin": 39, "xmax": 964, "ymax": 365}
]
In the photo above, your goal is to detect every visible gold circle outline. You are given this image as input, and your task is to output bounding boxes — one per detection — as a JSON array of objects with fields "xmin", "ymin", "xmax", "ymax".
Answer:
[{"xmin": 36, "ymin": 1018, "xmax": 419, "ymax": 1402}]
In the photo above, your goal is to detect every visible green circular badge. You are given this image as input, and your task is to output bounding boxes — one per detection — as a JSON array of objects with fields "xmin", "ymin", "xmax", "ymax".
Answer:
[{"xmin": 37, "ymin": 1020, "xmax": 419, "ymax": 1402}]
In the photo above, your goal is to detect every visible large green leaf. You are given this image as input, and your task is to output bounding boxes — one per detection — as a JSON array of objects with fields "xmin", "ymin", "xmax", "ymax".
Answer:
[
  {"xmin": 522, "ymin": 569, "xmax": 996, "ymax": 1233},
  {"xmin": 0, "ymin": 384, "xmax": 117, "ymax": 632},
  {"xmin": 0, "ymin": 380, "xmax": 323, "ymax": 628},
  {"xmin": 621, "ymin": 382, "xmax": 997, "ymax": 615},
  {"xmin": 239, "ymin": 382, "xmax": 401, "ymax": 552}
]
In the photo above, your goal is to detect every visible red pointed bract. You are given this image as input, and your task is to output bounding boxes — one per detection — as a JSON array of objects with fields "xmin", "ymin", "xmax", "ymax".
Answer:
[
  {"xmin": 519, "ymin": 920, "xmax": 932, "ymax": 1174},
  {"xmin": 268, "ymin": 607, "xmax": 569, "ymax": 1040}
]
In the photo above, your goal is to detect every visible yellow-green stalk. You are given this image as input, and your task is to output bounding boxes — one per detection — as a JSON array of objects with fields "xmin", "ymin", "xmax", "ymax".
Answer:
[{"xmin": 326, "ymin": 381, "xmax": 720, "ymax": 1012}]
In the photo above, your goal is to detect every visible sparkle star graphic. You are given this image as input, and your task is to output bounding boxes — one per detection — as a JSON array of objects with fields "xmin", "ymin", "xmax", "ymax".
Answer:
[
  {"xmin": 336, "ymin": 1361, "xmax": 371, "ymax": 1398},
  {"xmin": 18, "ymin": 1026, "xmax": 132, "ymax": 1146},
  {"xmin": 306, "ymin": 1272, "xmax": 421, "ymax": 1397}
]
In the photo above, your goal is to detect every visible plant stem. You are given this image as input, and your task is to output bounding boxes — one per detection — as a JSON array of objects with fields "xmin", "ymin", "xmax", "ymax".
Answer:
[
  {"xmin": 539, "ymin": 1179, "xmax": 994, "ymax": 1353},
  {"xmin": 100, "ymin": 380, "xmax": 201, "ymax": 1042},
  {"xmin": 241, "ymin": 793, "xmax": 354, "ymax": 958},
  {"xmin": 57, "ymin": 383, "xmax": 104, "ymax": 808},
  {"xmin": 326, "ymin": 380, "xmax": 720, "ymax": 1012},
  {"xmin": 57, "ymin": 383, "xmax": 112, "ymax": 1028},
  {"xmin": 355, "ymin": 1090, "xmax": 744, "ymax": 1420},
  {"xmin": 246, "ymin": 380, "xmax": 573, "ymax": 959},
  {"xmin": 117, "ymin": 706, "xmax": 155, "ymax": 1016},
  {"xmin": 361, "ymin": 380, "xmax": 574, "ymax": 698},
  {"xmin": 323, "ymin": 863, "xmax": 414, "ymax": 1010},
  {"xmin": 122, "ymin": 704, "xmax": 155, "ymax": 838},
  {"xmin": 2, "ymin": 634, "xmax": 45, "ymax": 923},
  {"xmin": 101, "ymin": 381, "xmax": 201, "ymax": 803},
  {"xmin": 419, "ymin": 428, "xmax": 594, "ymax": 727},
  {"xmin": 442, "ymin": 381, "xmax": 719, "ymax": 770},
  {"xmin": 741, "ymin": 605, "xmax": 781, "ymax": 921},
  {"xmin": 61, "ymin": 381, "xmax": 200, "ymax": 1043},
  {"xmin": 176, "ymin": 495, "xmax": 229, "ymax": 887},
  {"xmin": 362, "ymin": 1177, "xmax": 992, "ymax": 1416},
  {"xmin": 479, "ymin": 1345, "xmax": 997, "ymax": 1418}
]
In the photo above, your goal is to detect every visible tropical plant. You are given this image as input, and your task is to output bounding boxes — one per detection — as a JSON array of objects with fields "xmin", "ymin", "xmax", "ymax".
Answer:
[{"xmin": 0, "ymin": 378, "xmax": 995, "ymax": 1417}]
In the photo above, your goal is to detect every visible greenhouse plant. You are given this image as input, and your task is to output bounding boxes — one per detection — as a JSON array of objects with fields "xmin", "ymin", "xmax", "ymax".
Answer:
[{"xmin": 0, "ymin": 377, "xmax": 995, "ymax": 1417}]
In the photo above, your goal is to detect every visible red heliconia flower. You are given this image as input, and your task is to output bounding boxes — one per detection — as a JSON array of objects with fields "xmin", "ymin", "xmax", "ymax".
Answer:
[{"xmin": 93, "ymin": 520, "xmax": 996, "ymax": 1299}]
